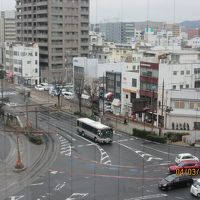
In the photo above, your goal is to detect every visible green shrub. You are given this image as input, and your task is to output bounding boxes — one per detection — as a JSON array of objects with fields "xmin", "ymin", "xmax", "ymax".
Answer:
[
  {"xmin": 132, "ymin": 128, "xmax": 167, "ymax": 143},
  {"xmin": 164, "ymin": 132, "xmax": 189, "ymax": 142},
  {"xmin": 74, "ymin": 112, "xmax": 88, "ymax": 117},
  {"xmin": 26, "ymin": 133, "xmax": 43, "ymax": 145}
]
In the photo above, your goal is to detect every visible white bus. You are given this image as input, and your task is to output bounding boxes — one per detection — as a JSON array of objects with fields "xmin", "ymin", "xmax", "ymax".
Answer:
[{"xmin": 77, "ymin": 118, "xmax": 113, "ymax": 143}]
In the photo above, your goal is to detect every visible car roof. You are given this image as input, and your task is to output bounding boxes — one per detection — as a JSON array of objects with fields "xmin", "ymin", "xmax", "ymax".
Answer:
[{"xmin": 177, "ymin": 153, "xmax": 192, "ymax": 156}]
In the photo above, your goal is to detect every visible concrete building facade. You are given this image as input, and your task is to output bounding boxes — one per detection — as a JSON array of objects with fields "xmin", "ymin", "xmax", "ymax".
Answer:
[
  {"xmin": 0, "ymin": 10, "xmax": 16, "ymax": 47},
  {"xmin": 16, "ymin": 0, "xmax": 89, "ymax": 83},
  {"xmin": 157, "ymin": 50, "xmax": 200, "ymax": 131},
  {"xmin": 5, "ymin": 42, "xmax": 40, "ymax": 85}
]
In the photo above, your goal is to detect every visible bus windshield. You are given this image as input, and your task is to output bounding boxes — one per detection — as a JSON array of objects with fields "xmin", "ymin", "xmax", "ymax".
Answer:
[{"xmin": 100, "ymin": 129, "xmax": 113, "ymax": 138}]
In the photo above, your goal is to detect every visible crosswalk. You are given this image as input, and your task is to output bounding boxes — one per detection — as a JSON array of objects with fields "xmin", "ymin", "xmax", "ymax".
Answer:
[{"xmin": 57, "ymin": 135, "xmax": 71, "ymax": 156}]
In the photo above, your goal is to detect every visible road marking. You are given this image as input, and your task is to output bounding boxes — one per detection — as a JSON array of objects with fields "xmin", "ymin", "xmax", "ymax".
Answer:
[
  {"xmin": 141, "ymin": 145, "xmax": 176, "ymax": 156},
  {"xmin": 159, "ymin": 161, "xmax": 171, "ymax": 165},
  {"xmin": 114, "ymin": 132, "xmax": 122, "ymax": 136},
  {"xmin": 75, "ymin": 133, "xmax": 112, "ymax": 165},
  {"xmin": 54, "ymin": 182, "xmax": 66, "ymax": 191},
  {"xmin": 117, "ymin": 142, "xmax": 163, "ymax": 162},
  {"xmin": 31, "ymin": 182, "xmax": 44, "ymax": 186},
  {"xmin": 66, "ymin": 193, "xmax": 88, "ymax": 200},
  {"xmin": 124, "ymin": 193, "xmax": 167, "ymax": 200},
  {"xmin": 10, "ymin": 196, "xmax": 24, "ymax": 200},
  {"xmin": 118, "ymin": 139, "xmax": 129, "ymax": 142}
]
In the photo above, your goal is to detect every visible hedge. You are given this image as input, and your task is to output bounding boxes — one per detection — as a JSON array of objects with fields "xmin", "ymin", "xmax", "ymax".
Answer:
[
  {"xmin": 26, "ymin": 133, "xmax": 43, "ymax": 145},
  {"xmin": 132, "ymin": 128, "xmax": 167, "ymax": 143},
  {"xmin": 164, "ymin": 132, "xmax": 189, "ymax": 142}
]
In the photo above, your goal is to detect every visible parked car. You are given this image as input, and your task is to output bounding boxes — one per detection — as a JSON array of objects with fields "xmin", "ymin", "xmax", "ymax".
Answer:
[
  {"xmin": 35, "ymin": 85, "xmax": 45, "ymax": 91},
  {"xmin": 175, "ymin": 153, "xmax": 199, "ymax": 164},
  {"xmin": 168, "ymin": 160, "xmax": 200, "ymax": 174},
  {"xmin": 158, "ymin": 174, "xmax": 193, "ymax": 190},
  {"xmin": 49, "ymin": 89, "xmax": 60, "ymax": 96},
  {"xmin": 190, "ymin": 178, "xmax": 200, "ymax": 197},
  {"xmin": 63, "ymin": 91, "xmax": 74, "ymax": 100},
  {"xmin": 40, "ymin": 83, "xmax": 49, "ymax": 91}
]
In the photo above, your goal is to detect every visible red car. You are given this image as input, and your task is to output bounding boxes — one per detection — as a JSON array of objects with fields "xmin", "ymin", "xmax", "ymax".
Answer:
[{"xmin": 169, "ymin": 160, "xmax": 200, "ymax": 176}]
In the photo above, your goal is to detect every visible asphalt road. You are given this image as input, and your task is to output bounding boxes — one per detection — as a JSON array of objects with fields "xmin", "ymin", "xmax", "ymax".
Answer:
[{"xmin": 2, "ymin": 88, "xmax": 200, "ymax": 200}]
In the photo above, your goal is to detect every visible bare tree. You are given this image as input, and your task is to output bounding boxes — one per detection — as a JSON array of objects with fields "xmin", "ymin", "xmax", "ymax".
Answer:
[
  {"xmin": 74, "ymin": 70, "xmax": 85, "ymax": 114},
  {"xmin": 84, "ymin": 78, "xmax": 100, "ymax": 116}
]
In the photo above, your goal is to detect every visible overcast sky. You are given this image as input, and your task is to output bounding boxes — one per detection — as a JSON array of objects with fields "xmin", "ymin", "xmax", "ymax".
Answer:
[{"xmin": 1, "ymin": 0, "xmax": 200, "ymax": 23}]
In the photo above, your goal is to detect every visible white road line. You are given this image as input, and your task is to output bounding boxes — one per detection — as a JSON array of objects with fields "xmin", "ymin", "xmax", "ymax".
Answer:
[
  {"xmin": 118, "ymin": 139, "xmax": 129, "ymax": 142},
  {"xmin": 104, "ymin": 160, "xmax": 111, "ymax": 165},
  {"xmin": 31, "ymin": 182, "xmax": 44, "ymax": 186},
  {"xmin": 10, "ymin": 196, "xmax": 24, "ymax": 200},
  {"xmin": 117, "ymin": 143, "xmax": 163, "ymax": 162},
  {"xmin": 54, "ymin": 182, "xmax": 66, "ymax": 191},
  {"xmin": 159, "ymin": 162, "xmax": 172, "ymax": 165},
  {"xmin": 141, "ymin": 145, "xmax": 176, "ymax": 156},
  {"xmin": 66, "ymin": 193, "xmax": 88, "ymax": 200},
  {"xmin": 114, "ymin": 133, "xmax": 122, "ymax": 136},
  {"xmin": 124, "ymin": 193, "xmax": 167, "ymax": 200},
  {"xmin": 101, "ymin": 155, "xmax": 109, "ymax": 161}
]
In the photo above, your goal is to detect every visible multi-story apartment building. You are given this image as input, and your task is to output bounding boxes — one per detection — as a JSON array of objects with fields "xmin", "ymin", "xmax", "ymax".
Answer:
[
  {"xmin": 16, "ymin": 0, "xmax": 89, "ymax": 83},
  {"xmin": 0, "ymin": 10, "xmax": 16, "ymax": 47},
  {"xmin": 93, "ymin": 22, "xmax": 136, "ymax": 44},
  {"xmin": 5, "ymin": 42, "xmax": 39, "ymax": 85},
  {"xmin": 165, "ymin": 23, "xmax": 181, "ymax": 37}
]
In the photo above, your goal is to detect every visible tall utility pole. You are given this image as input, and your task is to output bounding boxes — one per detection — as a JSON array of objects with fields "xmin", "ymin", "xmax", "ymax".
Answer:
[
  {"xmin": 160, "ymin": 80, "xmax": 165, "ymax": 136},
  {"xmin": 151, "ymin": 90, "xmax": 154, "ymax": 133},
  {"xmin": 102, "ymin": 73, "xmax": 105, "ymax": 115}
]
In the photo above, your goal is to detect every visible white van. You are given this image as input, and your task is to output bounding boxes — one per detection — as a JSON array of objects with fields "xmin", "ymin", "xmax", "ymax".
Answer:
[{"xmin": 63, "ymin": 91, "xmax": 74, "ymax": 99}]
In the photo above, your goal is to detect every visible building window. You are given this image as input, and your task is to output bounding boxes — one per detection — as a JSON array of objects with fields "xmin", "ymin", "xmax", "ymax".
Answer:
[
  {"xmin": 195, "ymin": 81, "xmax": 200, "ymax": 88},
  {"xmin": 190, "ymin": 102, "xmax": 194, "ymax": 109},
  {"xmin": 186, "ymin": 84, "xmax": 189, "ymax": 88},
  {"xmin": 35, "ymin": 52, "xmax": 38, "ymax": 56},
  {"xmin": 35, "ymin": 68, "xmax": 38, "ymax": 73},
  {"xmin": 181, "ymin": 71, "xmax": 184, "ymax": 75},
  {"xmin": 172, "ymin": 85, "xmax": 176, "ymax": 90},
  {"xmin": 180, "ymin": 101, "xmax": 185, "ymax": 108},
  {"xmin": 35, "ymin": 60, "xmax": 38, "ymax": 64},
  {"xmin": 173, "ymin": 71, "xmax": 177, "ymax": 75},
  {"xmin": 194, "ymin": 68, "xmax": 200, "ymax": 74},
  {"xmin": 180, "ymin": 85, "xmax": 183, "ymax": 89},
  {"xmin": 175, "ymin": 101, "xmax": 179, "ymax": 108},
  {"xmin": 186, "ymin": 70, "xmax": 190, "ymax": 75},
  {"xmin": 126, "ymin": 94, "xmax": 128, "ymax": 99},
  {"xmin": 132, "ymin": 78, "xmax": 137, "ymax": 87},
  {"xmin": 27, "ymin": 61, "xmax": 31, "ymax": 64}
]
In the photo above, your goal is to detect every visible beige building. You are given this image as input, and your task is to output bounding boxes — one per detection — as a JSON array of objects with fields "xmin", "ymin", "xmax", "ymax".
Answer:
[
  {"xmin": 16, "ymin": 0, "xmax": 89, "ymax": 83},
  {"xmin": 0, "ymin": 10, "xmax": 16, "ymax": 47}
]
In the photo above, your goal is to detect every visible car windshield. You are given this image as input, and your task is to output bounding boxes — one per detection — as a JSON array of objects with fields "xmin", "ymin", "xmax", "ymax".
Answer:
[
  {"xmin": 193, "ymin": 180, "xmax": 200, "ymax": 187},
  {"xmin": 165, "ymin": 174, "xmax": 176, "ymax": 182},
  {"xmin": 178, "ymin": 162, "xmax": 185, "ymax": 167},
  {"xmin": 100, "ymin": 129, "xmax": 113, "ymax": 138}
]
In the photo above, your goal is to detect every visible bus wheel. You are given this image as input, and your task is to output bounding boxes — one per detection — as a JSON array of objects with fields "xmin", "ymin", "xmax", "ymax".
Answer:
[
  {"xmin": 81, "ymin": 132, "xmax": 85, "ymax": 137},
  {"xmin": 94, "ymin": 137, "xmax": 97, "ymax": 143}
]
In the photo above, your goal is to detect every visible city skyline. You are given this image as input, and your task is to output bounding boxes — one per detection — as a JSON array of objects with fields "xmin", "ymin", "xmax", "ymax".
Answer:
[{"xmin": 1, "ymin": 0, "xmax": 200, "ymax": 23}]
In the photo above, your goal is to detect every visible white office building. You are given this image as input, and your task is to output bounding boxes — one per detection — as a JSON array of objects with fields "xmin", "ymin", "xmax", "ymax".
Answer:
[
  {"xmin": 157, "ymin": 50, "xmax": 200, "ymax": 131},
  {"xmin": 5, "ymin": 42, "xmax": 40, "ymax": 85}
]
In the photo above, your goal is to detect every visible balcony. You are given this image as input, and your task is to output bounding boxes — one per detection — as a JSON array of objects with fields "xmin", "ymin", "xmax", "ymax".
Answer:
[
  {"xmin": 140, "ymin": 76, "xmax": 158, "ymax": 84},
  {"xmin": 140, "ymin": 89, "xmax": 158, "ymax": 98}
]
